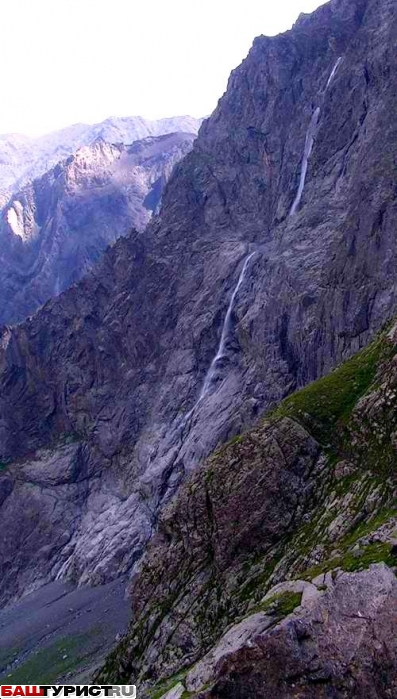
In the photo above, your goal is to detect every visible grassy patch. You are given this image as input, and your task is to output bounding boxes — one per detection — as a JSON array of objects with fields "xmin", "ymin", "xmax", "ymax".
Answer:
[
  {"xmin": 239, "ymin": 589, "xmax": 303, "ymax": 625},
  {"xmin": 227, "ymin": 434, "xmax": 243, "ymax": 447},
  {"xmin": 341, "ymin": 542, "xmax": 397, "ymax": 572},
  {"xmin": 0, "ymin": 632, "xmax": 101, "ymax": 684},
  {"xmin": 148, "ymin": 671, "xmax": 188, "ymax": 699},
  {"xmin": 270, "ymin": 336, "xmax": 387, "ymax": 447},
  {"xmin": 259, "ymin": 590, "xmax": 302, "ymax": 617},
  {"xmin": 341, "ymin": 507, "xmax": 397, "ymax": 549},
  {"xmin": 0, "ymin": 646, "xmax": 22, "ymax": 673},
  {"xmin": 299, "ymin": 540, "xmax": 396, "ymax": 581}
]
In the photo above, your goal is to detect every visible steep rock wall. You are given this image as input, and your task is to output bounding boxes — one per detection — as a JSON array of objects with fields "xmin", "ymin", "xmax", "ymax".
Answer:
[{"xmin": 0, "ymin": 0, "xmax": 396, "ymax": 601}]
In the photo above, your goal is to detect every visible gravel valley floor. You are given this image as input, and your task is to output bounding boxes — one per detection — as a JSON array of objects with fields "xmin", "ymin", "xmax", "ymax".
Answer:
[{"xmin": 0, "ymin": 579, "xmax": 130, "ymax": 684}]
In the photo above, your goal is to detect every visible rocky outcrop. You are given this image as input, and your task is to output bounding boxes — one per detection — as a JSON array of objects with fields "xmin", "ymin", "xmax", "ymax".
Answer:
[
  {"xmin": 0, "ymin": 132, "xmax": 195, "ymax": 325},
  {"xmin": 95, "ymin": 325, "xmax": 397, "ymax": 696},
  {"xmin": 0, "ymin": 0, "xmax": 397, "ymax": 609},
  {"xmin": 188, "ymin": 565, "xmax": 397, "ymax": 699},
  {"xmin": 0, "ymin": 116, "xmax": 202, "ymax": 204}
]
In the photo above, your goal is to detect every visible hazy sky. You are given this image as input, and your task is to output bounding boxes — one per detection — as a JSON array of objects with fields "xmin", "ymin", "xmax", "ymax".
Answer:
[{"xmin": 1, "ymin": 0, "xmax": 325, "ymax": 137}]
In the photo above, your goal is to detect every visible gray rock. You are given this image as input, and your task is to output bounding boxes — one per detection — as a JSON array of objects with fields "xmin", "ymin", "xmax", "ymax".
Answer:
[
  {"xmin": 186, "ymin": 612, "xmax": 274, "ymax": 692},
  {"xmin": 159, "ymin": 683, "xmax": 185, "ymax": 699},
  {"xmin": 312, "ymin": 571, "xmax": 335, "ymax": 590},
  {"xmin": 193, "ymin": 565, "xmax": 397, "ymax": 698},
  {"xmin": 0, "ymin": 0, "xmax": 397, "ymax": 622},
  {"xmin": 261, "ymin": 580, "xmax": 314, "ymax": 602}
]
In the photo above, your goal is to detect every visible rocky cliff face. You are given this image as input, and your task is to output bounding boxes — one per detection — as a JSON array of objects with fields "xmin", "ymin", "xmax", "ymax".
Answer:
[
  {"xmin": 96, "ymin": 324, "xmax": 397, "ymax": 697},
  {"xmin": 0, "ymin": 0, "xmax": 396, "ymax": 616},
  {"xmin": 0, "ymin": 132, "xmax": 195, "ymax": 325},
  {"xmin": 0, "ymin": 116, "xmax": 202, "ymax": 205}
]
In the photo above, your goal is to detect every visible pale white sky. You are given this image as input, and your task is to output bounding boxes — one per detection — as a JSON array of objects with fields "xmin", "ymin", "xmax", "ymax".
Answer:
[{"xmin": 1, "ymin": 0, "xmax": 325, "ymax": 137}]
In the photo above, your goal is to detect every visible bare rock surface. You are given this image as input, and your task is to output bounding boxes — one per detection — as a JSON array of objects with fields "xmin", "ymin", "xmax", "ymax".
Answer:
[
  {"xmin": 193, "ymin": 565, "xmax": 397, "ymax": 699},
  {"xmin": 185, "ymin": 612, "xmax": 276, "ymax": 693},
  {"xmin": 95, "ymin": 317, "xmax": 397, "ymax": 695},
  {"xmin": 0, "ymin": 2, "xmax": 397, "ymax": 693},
  {"xmin": 160, "ymin": 684, "xmax": 185, "ymax": 699}
]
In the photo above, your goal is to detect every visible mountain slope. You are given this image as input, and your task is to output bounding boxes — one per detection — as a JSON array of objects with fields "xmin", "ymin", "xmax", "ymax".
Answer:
[
  {"xmin": 0, "ymin": 132, "xmax": 195, "ymax": 326},
  {"xmin": 97, "ymin": 323, "xmax": 397, "ymax": 696},
  {"xmin": 0, "ymin": 0, "xmax": 396, "ymax": 610},
  {"xmin": 0, "ymin": 115, "xmax": 202, "ymax": 204}
]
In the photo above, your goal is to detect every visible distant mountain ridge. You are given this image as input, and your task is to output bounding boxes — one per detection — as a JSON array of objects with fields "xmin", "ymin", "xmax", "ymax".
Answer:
[
  {"xmin": 0, "ymin": 131, "xmax": 196, "ymax": 326},
  {"xmin": 0, "ymin": 115, "xmax": 202, "ymax": 205}
]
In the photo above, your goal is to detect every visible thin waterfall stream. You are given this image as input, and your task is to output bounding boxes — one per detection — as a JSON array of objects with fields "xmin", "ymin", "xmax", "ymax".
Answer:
[
  {"xmin": 180, "ymin": 56, "xmax": 343, "ymax": 430},
  {"xmin": 289, "ymin": 106, "xmax": 321, "ymax": 216},
  {"xmin": 180, "ymin": 251, "xmax": 256, "ymax": 427},
  {"xmin": 198, "ymin": 251, "xmax": 256, "ymax": 401},
  {"xmin": 290, "ymin": 56, "xmax": 342, "ymax": 216},
  {"xmin": 326, "ymin": 56, "xmax": 343, "ymax": 89}
]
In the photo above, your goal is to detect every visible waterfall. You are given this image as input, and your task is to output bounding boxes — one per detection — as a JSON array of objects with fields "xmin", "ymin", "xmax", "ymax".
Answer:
[
  {"xmin": 289, "ymin": 107, "xmax": 321, "ymax": 216},
  {"xmin": 326, "ymin": 57, "xmax": 342, "ymax": 90},
  {"xmin": 182, "ymin": 55, "xmax": 344, "ymax": 429},
  {"xmin": 180, "ymin": 252, "xmax": 256, "ymax": 428},
  {"xmin": 198, "ymin": 251, "xmax": 256, "ymax": 401},
  {"xmin": 289, "ymin": 57, "xmax": 343, "ymax": 217}
]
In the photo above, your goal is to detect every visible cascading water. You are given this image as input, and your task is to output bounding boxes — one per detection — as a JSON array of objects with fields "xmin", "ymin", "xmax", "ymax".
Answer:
[
  {"xmin": 289, "ymin": 107, "xmax": 321, "ymax": 217},
  {"xmin": 198, "ymin": 251, "xmax": 256, "ymax": 401},
  {"xmin": 182, "ymin": 56, "xmax": 343, "ymax": 427},
  {"xmin": 290, "ymin": 57, "xmax": 342, "ymax": 217},
  {"xmin": 180, "ymin": 251, "xmax": 256, "ymax": 427},
  {"xmin": 326, "ymin": 56, "xmax": 342, "ymax": 90}
]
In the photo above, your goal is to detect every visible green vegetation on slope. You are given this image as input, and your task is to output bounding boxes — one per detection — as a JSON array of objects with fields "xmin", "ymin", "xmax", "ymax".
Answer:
[
  {"xmin": 270, "ymin": 334, "xmax": 389, "ymax": 447},
  {"xmin": 98, "ymin": 327, "xmax": 397, "ymax": 694},
  {"xmin": 1, "ymin": 631, "xmax": 102, "ymax": 685}
]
